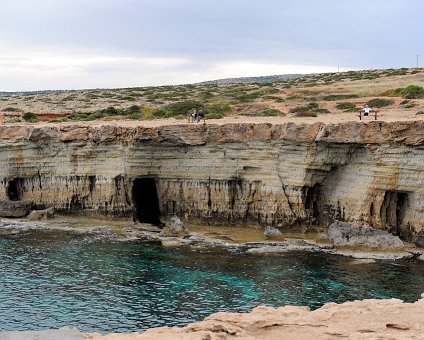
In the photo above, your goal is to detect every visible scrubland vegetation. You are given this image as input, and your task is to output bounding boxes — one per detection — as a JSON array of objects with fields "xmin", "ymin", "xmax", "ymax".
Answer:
[{"xmin": 1, "ymin": 67, "xmax": 424, "ymax": 123}]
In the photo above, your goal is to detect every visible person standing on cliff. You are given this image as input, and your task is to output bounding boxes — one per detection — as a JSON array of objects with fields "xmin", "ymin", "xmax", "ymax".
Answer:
[
  {"xmin": 188, "ymin": 109, "xmax": 197, "ymax": 123},
  {"xmin": 196, "ymin": 109, "xmax": 205, "ymax": 123}
]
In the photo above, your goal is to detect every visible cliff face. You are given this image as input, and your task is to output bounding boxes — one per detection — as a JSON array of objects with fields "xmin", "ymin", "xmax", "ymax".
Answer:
[{"xmin": 1, "ymin": 120, "xmax": 424, "ymax": 238}]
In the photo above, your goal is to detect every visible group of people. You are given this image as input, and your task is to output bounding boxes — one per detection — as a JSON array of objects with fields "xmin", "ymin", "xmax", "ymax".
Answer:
[{"xmin": 188, "ymin": 109, "xmax": 205, "ymax": 123}]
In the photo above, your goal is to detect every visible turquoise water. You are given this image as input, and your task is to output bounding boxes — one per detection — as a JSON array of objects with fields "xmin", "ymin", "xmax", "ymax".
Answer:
[{"xmin": 1, "ymin": 229, "xmax": 424, "ymax": 333}]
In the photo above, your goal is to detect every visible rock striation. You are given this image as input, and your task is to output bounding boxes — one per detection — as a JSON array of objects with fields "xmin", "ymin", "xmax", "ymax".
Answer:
[{"xmin": 1, "ymin": 120, "xmax": 424, "ymax": 240}]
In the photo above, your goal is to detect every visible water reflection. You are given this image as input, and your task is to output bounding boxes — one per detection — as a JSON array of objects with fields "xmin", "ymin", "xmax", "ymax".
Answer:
[{"xmin": 0, "ymin": 230, "xmax": 423, "ymax": 333}]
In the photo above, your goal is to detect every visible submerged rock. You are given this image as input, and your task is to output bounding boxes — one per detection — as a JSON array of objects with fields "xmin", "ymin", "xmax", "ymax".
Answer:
[
  {"xmin": 0, "ymin": 200, "xmax": 32, "ymax": 218},
  {"xmin": 28, "ymin": 208, "xmax": 55, "ymax": 221},
  {"xmin": 328, "ymin": 221, "xmax": 404, "ymax": 249},
  {"xmin": 264, "ymin": 226, "xmax": 283, "ymax": 239},
  {"xmin": 159, "ymin": 215, "xmax": 189, "ymax": 237}
]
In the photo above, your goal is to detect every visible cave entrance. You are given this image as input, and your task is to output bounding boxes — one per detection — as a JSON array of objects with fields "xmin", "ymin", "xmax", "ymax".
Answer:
[
  {"xmin": 380, "ymin": 191, "xmax": 408, "ymax": 236},
  {"xmin": 303, "ymin": 184, "xmax": 320, "ymax": 221},
  {"xmin": 132, "ymin": 178, "xmax": 160, "ymax": 224},
  {"xmin": 7, "ymin": 178, "xmax": 24, "ymax": 201}
]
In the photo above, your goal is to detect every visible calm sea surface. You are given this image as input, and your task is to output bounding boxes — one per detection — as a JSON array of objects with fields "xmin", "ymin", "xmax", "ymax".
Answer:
[{"xmin": 1, "ymin": 229, "xmax": 424, "ymax": 333}]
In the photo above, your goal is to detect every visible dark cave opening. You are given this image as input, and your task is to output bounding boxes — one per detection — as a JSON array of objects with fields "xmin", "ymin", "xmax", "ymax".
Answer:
[
  {"xmin": 132, "ymin": 178, "xmax": 160, "ymax": 224},
  {"xmin": 380, "ymin": 191, "xmax": 408, "ymax": 236},
  {"xmin": 7, "ymin": 178, "xmax": 24, "ymax": 201},
  {"xmin": 304, "ymin": 184, "xmax": 320, "ymax": 220}
]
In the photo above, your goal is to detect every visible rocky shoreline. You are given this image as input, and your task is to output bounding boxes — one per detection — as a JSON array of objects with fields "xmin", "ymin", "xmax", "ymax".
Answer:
[
  {"xmin": 1, "ymin": 215, "xmax": 422, "ymax": 261},
  {"xmin": 4, "ymin": 295, "xmax": 424, "ymax": 339}
]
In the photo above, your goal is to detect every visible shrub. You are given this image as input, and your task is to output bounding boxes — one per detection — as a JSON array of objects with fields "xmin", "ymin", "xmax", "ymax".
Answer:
[
  {"xmin": 128, "ymin": 112, "xmax": 141, "ymax": 120},
  {"xmin": 101, "ymin": 106, "xmax": 120, "ymax": 116},
  {"xmin": 290, "ymin": 102, "xmax": 319, "ymax": 114},
  {"xmin": 161, "ymin": 100, "xmax": 203, "ymax": 117},
  {"xmin": 416, "ymin": 111, "xmax": 424, "ymax": 115},
  {"xmin": 206, "ymin": 103, "xmax": 231, "ymax": 115},
  {"xmin": 241, "ymin": 109, "xmax": 285, "ymax": 117},
  {"xmin": 314, "ymin": 108, "xmax": 330, "ymax": 114},
  {"xmin": 1, "ymin": 107, "xmax": 20, "ymax": 112},
  {"xmin": 260, "ymin": 108, "xmax": 285, "ymax": 116},
  {"xmin": 141, "ymin": 106, "xmax": 157, "ymax": 119},
  {"xmin": 22, "ymin": 112, "xmax": 37, "ymax": 122},
  {"xmin": 322, "ymin": 94, "xmax": 359, "ymax": 101},
  {"xmin": 289, "ymin": 105, "xmax": 309, "ymax": 113},
  {"xmin": 207, "ymin": 112, "xmax": 224, "ymax": 119},
  {"xmin": 293, "ymin": 111, "xmax": 318, "ymax": 117},
  {"xmin": 336, "ymin": 102, "xmax": 357, "ymax": 112},
  {"xmin": 402, "ymin": 85, "xmax": 424, "ymax": 99},
  {"xmin": 367, "ymin": 98, "xmax": 394, "ymax": 108},
  {"xmin": 123, "ymin": 105, "xmax": 141, "ymax": 116},
  {"xmin": 387, "ymin": 85, "xmax": 424, "ymax": 99}
]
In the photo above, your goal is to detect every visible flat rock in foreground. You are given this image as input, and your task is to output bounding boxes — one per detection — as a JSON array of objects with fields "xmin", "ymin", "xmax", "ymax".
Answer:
[{"xmin": 85, "ymin": 295, "xmax": 424, "ymax": 339}]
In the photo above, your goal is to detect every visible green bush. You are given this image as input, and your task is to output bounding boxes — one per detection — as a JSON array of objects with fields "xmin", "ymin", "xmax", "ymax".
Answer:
[
  {"xmin": 322, "ymin": 94, "xmax": 359, "ymax": 101},
  {"xmin": 22, "ymin": 112, "xmax": 37, "ymax": 122},
  {"xmin": 123, "ymin": 105, "xmax": 141, "ymax": 116},
  {"xmin": 416, "ymin": 111, "xmax": 424, "ymax": 115},
  {"xmin": 1, "ymin": 107, "xmax": 20, "ymax": 112},
  {"xmin": 402, "ymin": 85, "xmax": 424, "ymax": 99},
  {"xmin": 314, "ymin": 108, "xmax": 330, "ymax": 114},
  {"xmin": 161, "ymin": 100, "xmax": 203, "ymax": 117},
  {"xmin": 293, "ymin": 111, "xmax": 318, "ymax": 117},
  {"xmin": 206, "ymin": 112, "xmax": 224, "ymax": 119},
  {"xmin": 101, "ymin": 106, "xmax": 121, "ymax": 116},
  {"xmin": 290, "ymin": 102, "xmax": 319, "ymax": 113},
  {"xmin": 388, "ymin": 85, "xmax": 424, "ymax": 99},
  {"xmin": 367, "ymin": 98, "xmax": 394, "ymax": 108},
  {"xmin": 241, "ymin": 109, "xmax": 285, "ymax": 117},
  {"xmin": 336, "ymin": 102, "xmax": 357, "ymax": 112},
  {"xmin": 206, "ymin": 103, "xmax": 231, "ymax": 115}
]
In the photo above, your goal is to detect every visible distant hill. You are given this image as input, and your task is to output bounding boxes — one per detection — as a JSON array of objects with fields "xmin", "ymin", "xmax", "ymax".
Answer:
[{"xmin": 197, "ymin": 74, "xmax": 310, "ymax": 85}]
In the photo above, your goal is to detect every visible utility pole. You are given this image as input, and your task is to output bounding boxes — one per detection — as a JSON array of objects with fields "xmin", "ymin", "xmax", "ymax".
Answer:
[{"xmin": 416, "ymin": 55, "xmax": 420, "ymax": 68}]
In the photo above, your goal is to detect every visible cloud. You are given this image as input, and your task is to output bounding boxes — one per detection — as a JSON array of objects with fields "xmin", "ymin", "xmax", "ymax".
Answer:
[
  {"xmin": 0, "ymin": 0, "xmax": 422, "ymax": 90},
  {"xmin": 0, "ymin": 48, "xmax": 191, "ymax": 90}
]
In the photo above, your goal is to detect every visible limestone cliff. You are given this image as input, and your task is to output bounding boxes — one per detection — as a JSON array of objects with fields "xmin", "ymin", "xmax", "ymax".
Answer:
[{"xmin": 1, "ymin": 120, "xmax": 424, "ymax": 239}]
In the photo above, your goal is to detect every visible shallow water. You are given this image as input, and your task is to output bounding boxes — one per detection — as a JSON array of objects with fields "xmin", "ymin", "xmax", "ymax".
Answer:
[{"xmin": 1, "ymin": 229, "xmax": 424, "ymax": 333}]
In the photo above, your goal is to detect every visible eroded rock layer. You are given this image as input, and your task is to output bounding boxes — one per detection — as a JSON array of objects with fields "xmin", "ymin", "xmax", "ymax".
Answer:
[{"xmin": 1, "ymin": 121, "xmax": 424, "ymax": 237}]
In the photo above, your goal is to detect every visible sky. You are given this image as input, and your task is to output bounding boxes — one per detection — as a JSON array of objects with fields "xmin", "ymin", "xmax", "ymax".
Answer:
[{"xmin": 0, "ymin": 0, "xmax": 423, "ymax": 91}]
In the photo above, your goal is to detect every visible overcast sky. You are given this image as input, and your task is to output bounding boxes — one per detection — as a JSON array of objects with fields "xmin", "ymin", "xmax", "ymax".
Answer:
[{"xmin": 0, "ymin": 0, "xmax": 422, "ymax": 91}]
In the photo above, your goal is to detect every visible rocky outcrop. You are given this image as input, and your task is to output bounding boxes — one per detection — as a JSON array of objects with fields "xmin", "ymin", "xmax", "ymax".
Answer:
[
  {"xmin": 159, "ymin": 216, "xmax": 189, "ymax": 237},
  {"xmin": 27, "ymin": 207, "xmax": 55, "ymax": 220},
  {"xmin": 84, "ymin": 295, "xmax": 424, "ymax": 339},
  {"xmin": 328, "ymin": 221, "xmax": 404, "ymax": 248},
  {"xmin": 0, "ymin": 120, "xmax": 424, "ymax": 240},
  {"xmin": 264, "ymin": 226, "xmax": 283, "ymax": 239},
  {"xmin": 0, "ymin": 200, "xmax": 31, "ymax": 217}
]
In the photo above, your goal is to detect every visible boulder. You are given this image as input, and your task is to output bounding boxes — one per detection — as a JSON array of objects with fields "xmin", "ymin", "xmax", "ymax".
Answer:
[
  {"xmin": 328, "ymin": 221, "xmax": 404, "ymax": 249},
  {"xmin": 0, "ymin": 200, "xmax": 32, "ymax": 217},
  {"xmin": 412, "ymin": 235, "xmax": 424, "ymax": 248},
  {"xmin": 264, "ymin": 226, "xmax": 283, "ymax": 239},
  {"xmin": 28, "ymin": 208, "xmax": 55, "ymax": 221},
  {"xmin": 159, "ymin": 216, "xmax": 189, "ymax": 237}
]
